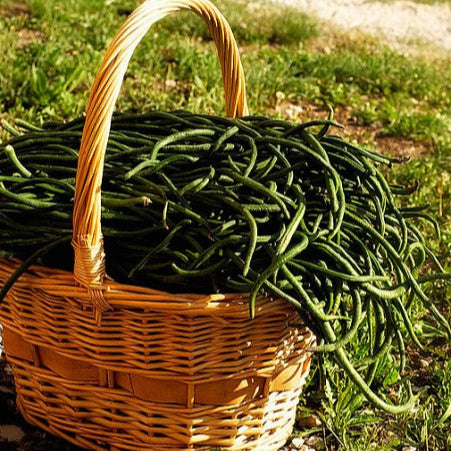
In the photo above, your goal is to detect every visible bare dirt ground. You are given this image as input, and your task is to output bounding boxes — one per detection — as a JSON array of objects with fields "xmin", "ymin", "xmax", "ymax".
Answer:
[{"xmin": 271, "ymin": 0, "xmax": 451, "ymax": 52}]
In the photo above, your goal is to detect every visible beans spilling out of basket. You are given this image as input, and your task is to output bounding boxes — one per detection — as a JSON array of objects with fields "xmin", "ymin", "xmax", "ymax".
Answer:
[{"xmin": 0, "ymin": 111, "xmax": 449, "ymax": 412}]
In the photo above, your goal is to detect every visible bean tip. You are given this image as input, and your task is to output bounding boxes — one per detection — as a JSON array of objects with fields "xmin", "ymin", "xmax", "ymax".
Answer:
[{"xmin": 249, "ymin": 304, "xmax": 255, "ymax": 319}]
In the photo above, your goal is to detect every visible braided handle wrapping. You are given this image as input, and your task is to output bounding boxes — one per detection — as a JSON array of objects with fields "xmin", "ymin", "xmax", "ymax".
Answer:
[{"xmin": 72, "ymin": 0, "xmax": 248, "ymax": 316}]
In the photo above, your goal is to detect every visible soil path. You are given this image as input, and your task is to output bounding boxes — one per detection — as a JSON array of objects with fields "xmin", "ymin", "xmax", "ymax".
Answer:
[{"xmin": 271, "ymin": 0, "xmax": 451, "ymax": 51}]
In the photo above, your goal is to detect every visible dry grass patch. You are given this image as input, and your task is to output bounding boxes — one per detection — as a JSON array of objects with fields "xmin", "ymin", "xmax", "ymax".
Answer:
[{"xmin": 0, "ymin": 1, "xmax": 30, "ymax": 18}]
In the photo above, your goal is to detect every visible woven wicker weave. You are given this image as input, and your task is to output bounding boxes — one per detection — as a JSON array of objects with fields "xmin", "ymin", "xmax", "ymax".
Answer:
[{"xmin": 0, "ymin": 1, "xmax": 315, "ymax": 449}]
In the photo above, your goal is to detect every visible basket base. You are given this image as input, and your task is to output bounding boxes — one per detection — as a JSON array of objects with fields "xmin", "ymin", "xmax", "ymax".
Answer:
[{"xmin": 9, "ymin": 354, "xmax": 309, "ymax": 450}]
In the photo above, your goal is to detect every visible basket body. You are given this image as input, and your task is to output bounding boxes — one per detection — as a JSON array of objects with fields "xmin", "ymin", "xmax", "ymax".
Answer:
[
  {"xmin": 0, "ymin": 2, "xmax": 314, "ymax": 448},
  {"xmin": 0, "ymin": 260, "xmax": 314, "ymax": 450}
]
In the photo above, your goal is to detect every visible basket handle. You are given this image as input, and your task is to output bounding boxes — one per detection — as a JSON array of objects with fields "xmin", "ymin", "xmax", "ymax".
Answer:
[{"xmin": 72, "ymin": 0, "xmax": 248, "ymax": 315}]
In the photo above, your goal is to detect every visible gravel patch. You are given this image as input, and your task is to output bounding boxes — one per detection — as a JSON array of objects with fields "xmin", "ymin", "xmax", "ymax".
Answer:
[{"xmin": 271, "ymin": 0, "xmax": 451, "ymax": 51}]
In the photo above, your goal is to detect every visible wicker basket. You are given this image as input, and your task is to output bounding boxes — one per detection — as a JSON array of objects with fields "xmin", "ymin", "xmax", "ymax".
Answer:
[{"xmin": 0, "ymin": 1, "xmax": 315, "ymax": 450}]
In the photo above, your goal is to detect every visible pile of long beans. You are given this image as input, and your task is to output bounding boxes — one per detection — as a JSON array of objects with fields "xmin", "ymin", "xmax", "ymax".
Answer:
[{"xmin": 0, "ymin": 111, "xmax": 449, "ymax": 413}]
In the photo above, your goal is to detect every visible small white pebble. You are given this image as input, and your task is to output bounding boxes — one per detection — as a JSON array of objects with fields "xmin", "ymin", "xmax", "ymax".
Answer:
[
  {"xmin": 419, "ymin": 359, "xmax": 429, "ymax": 368},
  {"xmin": 290, "ymin": 437, "xmax": 305, "ymax": 448},
  {"xmin": 0, "ymin": 424, "xmax": 25, "ymax": 442},
  {"xmin": 165, "ymin": 79, "xmax": 177, "ymax": 88},
  {"xmin": 402, "ymin": 446, "xmax": 417, "ymax": 451}
]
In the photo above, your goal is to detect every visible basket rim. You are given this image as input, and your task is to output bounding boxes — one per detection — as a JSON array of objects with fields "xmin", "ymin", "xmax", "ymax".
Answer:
[{"xmin": 0, "ymin": 257, "xmax": 301, "ymax": 317}]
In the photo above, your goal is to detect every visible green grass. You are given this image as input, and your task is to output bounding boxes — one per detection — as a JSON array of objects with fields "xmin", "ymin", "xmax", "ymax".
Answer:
[
  {"xmin": 1, "ymin": 1, "xmax": 449, "ymax": 150},
  {"xmin": 0, "ymin": 0, "xmax": 450, "ymax": 449}
]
